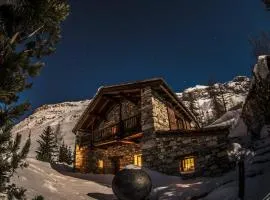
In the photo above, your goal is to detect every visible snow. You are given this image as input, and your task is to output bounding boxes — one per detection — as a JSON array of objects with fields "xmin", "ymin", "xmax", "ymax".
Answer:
[
  {"xmin": 12, "ymin": 158, "xmax": 114, "ymax": 200},
  {"xmin": 178, "ymin": 76, "xmax": 250, "ymax": 125},
  {"xmin": 254, "ymin": 56, "xmax": 270, "ymax": 80},
  {"xmin": 12, "ymin": 100, "xmax": 90, "ymax": 157},
  {"xmin": 185, "ymin": 85, "xmax": 209, "ymax": 92}
]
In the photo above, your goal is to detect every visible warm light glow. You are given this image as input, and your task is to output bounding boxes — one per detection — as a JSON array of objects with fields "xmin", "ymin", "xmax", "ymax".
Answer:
[
  {"xmin": 134, "ymin": 154, "xmax": 142, "ymax": 167},
  {"xmin": 75, "ymin": 145, "xmax": 85, "ymax": 169},
  {"xmin": 98, "ymin": 160, "xmax": 104, "ymax": 169},
  {"xmin": 180, "ymin": 156, "xmax": 195, "ymax": 173}
]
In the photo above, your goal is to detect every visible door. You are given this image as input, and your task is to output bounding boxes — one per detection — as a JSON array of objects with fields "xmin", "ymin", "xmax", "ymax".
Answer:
[
  {"xmin": 167, "ymin": 107, "xmax": 178, "ymax": 130},
  {"xmin": 111, "ymin": 157, "xmax": 121, "ymax": 174}
]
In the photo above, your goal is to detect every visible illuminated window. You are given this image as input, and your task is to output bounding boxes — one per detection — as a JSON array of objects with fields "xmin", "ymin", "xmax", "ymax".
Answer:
[
  {"xmin": 134, "ymin": 154, "xmax": 142, "ymax": 167},
  {"xmin": 179, "ymin": 156, "xmax": 195, "ymax": 173},
  {"xmin": 98, "ymin": 160, "xmax": 104, "ymax": 169}
]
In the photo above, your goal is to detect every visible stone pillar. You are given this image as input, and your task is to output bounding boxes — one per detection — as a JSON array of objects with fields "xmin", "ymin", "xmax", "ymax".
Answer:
[
  {"xmin": 152, "ymin": 94, "xmax": 170, "ymax": 131},
  {"xmin": 141, "ymin": 86, "xmax": 155, "ymax": 133},
  {"xmin": 140, "ymin": 87, "xmax": 159, "ymax": 169}
]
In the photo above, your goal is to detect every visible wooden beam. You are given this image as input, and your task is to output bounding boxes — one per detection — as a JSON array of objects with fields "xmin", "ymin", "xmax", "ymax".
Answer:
[
  {"xmin": 94, "ymin": 140, "xmax": 118, "ymax": 147},
  {"xmin": 119, "ymin": 92, "xmax": 140, "ymax": 105},
  {"xmin": 77, "ymin": 129, "xmax": 90, "ymax": 134},
  {"xmin": 97, "ymin": 99, "xmax": 109, "ymax": 113},
  {"xmin": 102, "ymin": 94, "xmax": 121, "ymax": 103},
  {"xmin": 123, "ymin": 132, "xmax": 143, "ymax": 140},
  {"xmin": 119, "ymin": 140, "xmax": 136, "ymax": 144}
]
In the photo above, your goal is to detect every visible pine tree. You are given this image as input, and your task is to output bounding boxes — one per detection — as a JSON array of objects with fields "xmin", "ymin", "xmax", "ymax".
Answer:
[
  {"xmin": 53, "ymin": 124, "xmax": 63, "ymax": 161},
  {"xmin": 36, "ymin": 126, "xmax": 57, "ymax": 163},
  {"xmin": 58, "ymin": 142, "xmax": 66, "ymax": 163},
  {"xmin": 58, "ymin": 142, "xmax": 73, "ymax": 165},
  {"xmin": 217, "ymin": 84, "xmax": 228, "ymax": 113},
  {"xmin": 185, "ymin": 92, "xmax": 203, "ymax": 126},
  {"xmin": 54, "ymin": 124, "xmax": 63, "ymax": 145},
  {"xmin": 66, "ymin": 146, "xmax": 73, "ymax": 165},
  {"xmin": 32, "ymin": 196, "xmax": 44, "ymax": 200},
  {"xmin": 0, "ymin": 1, "xmax": 69, "ymax": 198}
]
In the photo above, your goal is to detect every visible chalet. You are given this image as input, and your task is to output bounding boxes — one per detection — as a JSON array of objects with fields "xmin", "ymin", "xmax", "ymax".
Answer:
[{"xmin": 72, "ymin": 78, "xmax": 232, "ymax": 177}]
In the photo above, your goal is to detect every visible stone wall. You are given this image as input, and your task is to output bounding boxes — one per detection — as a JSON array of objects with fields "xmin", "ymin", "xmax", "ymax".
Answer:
[
  {"xmin": 143, "ymin": 131, "xmax": 233, "ymax": 177},
  {"xmin": 75, "ymin": 145, "xmax": 91, "ymax": 172},
  {"xmin": 140, "ymin": 86, "xmax": 155, "ymax": 133},
  {"xmin": 76, "ymin": 143, "xmax": 141, "ymax": 174},
  {"xmin": 152, "ymin": 92, "xmax": 170, "ymax": 131}
]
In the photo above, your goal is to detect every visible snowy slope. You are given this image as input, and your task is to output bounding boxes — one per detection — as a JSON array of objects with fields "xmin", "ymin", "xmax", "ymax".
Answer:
[
  {"xmin": 12, "ymin": 100, "xmax": 90, "ymax": 157},
  {"xmin": 12, "ymin": 158, "xmax": 114, "ymax": 200}
]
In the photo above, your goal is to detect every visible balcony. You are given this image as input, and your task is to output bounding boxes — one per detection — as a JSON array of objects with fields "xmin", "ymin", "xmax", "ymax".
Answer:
[{"xmin": 77, "ymin": 114, "xmax": 142, "ymax": 146}]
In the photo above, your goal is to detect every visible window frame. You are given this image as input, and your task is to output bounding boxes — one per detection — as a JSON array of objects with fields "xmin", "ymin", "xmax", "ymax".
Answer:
[
  {"xmin": 134, "ymin": 154, "xmax": 142, "ymax": 167},
  {"xmin": 179, "ymin": 156, "xmax": 196, "ymax": 174},
  {"xmin": 98, "ymin": 159, "xmax": 104, "ymax": 169}
]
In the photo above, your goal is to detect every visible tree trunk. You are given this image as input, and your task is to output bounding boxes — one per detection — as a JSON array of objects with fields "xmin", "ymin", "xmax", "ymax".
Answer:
[{"xmin": 238, "ymin": 160, "xmax": 245, "ymax": 200}]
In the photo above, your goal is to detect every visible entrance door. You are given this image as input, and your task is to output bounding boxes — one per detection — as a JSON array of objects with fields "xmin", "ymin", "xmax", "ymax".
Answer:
[{"xmin": 111, "ymin": 157, "xmax": 121, "ymax": 174}]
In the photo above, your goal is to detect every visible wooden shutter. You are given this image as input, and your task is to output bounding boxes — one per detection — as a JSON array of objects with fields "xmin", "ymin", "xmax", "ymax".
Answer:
[
  {"xmin": 177, "ymin": 118, "xmax": 184, "ymax": 129},
  {"xmin": 167, "ymin": 107, "xmax": 178, "ymax": 130}
]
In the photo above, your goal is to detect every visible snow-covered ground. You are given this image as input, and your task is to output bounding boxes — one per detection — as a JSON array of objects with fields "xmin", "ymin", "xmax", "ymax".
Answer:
[
  {"xmin": 10, "ymin": 158, "xmax": 230, "ymax": 200},
  {"xmin": 12, "ymin": 158, "xmax": 113, "ymax": 200}
]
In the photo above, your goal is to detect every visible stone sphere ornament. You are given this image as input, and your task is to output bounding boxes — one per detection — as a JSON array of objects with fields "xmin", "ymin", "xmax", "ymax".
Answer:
[{"xmin": 112, "ymin": 168, "xmax": 152, "ymax": 200}]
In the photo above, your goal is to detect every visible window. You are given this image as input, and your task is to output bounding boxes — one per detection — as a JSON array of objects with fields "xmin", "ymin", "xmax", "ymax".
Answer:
[
  {"xmin": 111, "ymin": 125, "xmax": 118, "ymax": 135},
  {"xmin": 134, "ymin": 154, "xmax": 142, "ymax": 167},
  {"xmin": 179, "ymin": 156, "xmax": 195, "ymax": 174},
  {"xmin": 98, "ymin": 160, "xmax": 104, "ymax": 169}
]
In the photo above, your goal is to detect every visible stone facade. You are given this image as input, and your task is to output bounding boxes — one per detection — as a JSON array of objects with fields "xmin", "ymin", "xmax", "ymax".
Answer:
[
  {"xmin": 75, "ymin": 145, "xmax": 90, "ymax": 173},
  {"xmin": 142, "ymin": 131, "xmax": 233, "ymax": 177},
  {"xmin": 152, "ymin": 92, "xmax": 170, "ymax": 131},
  {"xmin": 76, "ymin": 143, "xmax": 141, "ymax": 174}
]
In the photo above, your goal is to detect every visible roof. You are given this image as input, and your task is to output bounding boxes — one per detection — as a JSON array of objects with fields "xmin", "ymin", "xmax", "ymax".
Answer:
[{"xmin": 72, "ymin": 77, "xmax": 200, "ymax": 133}]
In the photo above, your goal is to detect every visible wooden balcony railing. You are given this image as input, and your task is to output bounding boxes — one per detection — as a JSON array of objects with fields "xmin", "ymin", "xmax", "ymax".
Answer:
[
  {"xmin": 93, "ymin": 113, "xmax": 141, "ymax": 144},
  {"xmin": 77, "ymin": 114, "xmax": 141, "ymax": 146}
]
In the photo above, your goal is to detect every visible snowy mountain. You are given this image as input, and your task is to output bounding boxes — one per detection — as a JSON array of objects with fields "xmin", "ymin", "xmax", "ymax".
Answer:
[
  {"xmin": 12, "ymin": 100, "xmax": 90, "ymax": 157},
  {"xmin": 177, "ymin": 76, "xmax": 250, "ymax": 125}
]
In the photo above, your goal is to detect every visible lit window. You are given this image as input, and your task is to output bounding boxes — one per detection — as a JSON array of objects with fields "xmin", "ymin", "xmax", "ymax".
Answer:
[
  {"xmin": 134, "ymin": 154, "xmax": 142, "ymax": 167},
  {"xmin": 98, "ymin": 160, "xmax": 104, "ymax": 169},
  {"xmin": 179, "ymin": 156, "xmax": 195, "ymax": 173}
]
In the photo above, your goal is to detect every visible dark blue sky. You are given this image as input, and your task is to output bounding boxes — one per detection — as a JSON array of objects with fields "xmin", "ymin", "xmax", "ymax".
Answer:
[{"xmin": 21, "ymin": 0, "xmax": 270, "ymax": 112}]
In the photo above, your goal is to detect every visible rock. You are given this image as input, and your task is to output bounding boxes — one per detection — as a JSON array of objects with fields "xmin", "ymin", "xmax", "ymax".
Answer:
[{"xmin": 112, "ymin": 169, "xmax": 152, "ymax": 200}]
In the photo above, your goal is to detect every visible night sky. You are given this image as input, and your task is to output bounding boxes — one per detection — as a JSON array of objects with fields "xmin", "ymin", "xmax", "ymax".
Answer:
[{"xmin": 21, "ymin": 0, "xmax": 270, "ymax": 112}]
